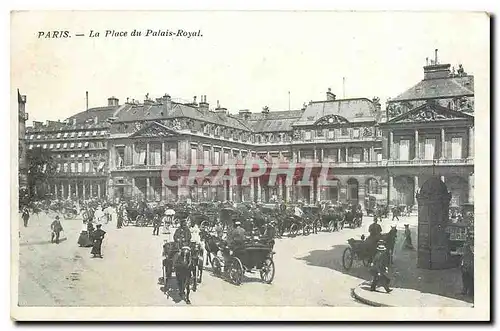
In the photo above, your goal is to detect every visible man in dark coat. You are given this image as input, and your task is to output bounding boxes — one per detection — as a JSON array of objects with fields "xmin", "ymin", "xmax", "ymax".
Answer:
[
  {"xmin": 174, "ymin": 219, "xmax": 192, "ymax": 247},
  {"xmin": 152, "ymin": 215, "xmax": 161, "ymax": 236},
  {"xmin": 91, "ymin": 224, "xmax": 106, "ymax": 258},
  {"xmin": 461, "ymin": 241, "xmax": 474, "ymax": 296},
  {"xmin": 370, "ymin": 240, "xmax": 392, "ymax": 293},
  {"xmin": 22, "ymin": 207, "xmax": 30, "ymax": 227},
  {"xmin": 51, "ymin": 216, "xmax": 64, "ymax": 244}
]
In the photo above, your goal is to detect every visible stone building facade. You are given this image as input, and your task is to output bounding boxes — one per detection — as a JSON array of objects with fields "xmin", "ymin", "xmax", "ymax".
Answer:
[
  {"xmin": 18, "ymin": 89, "xmax": 28, "ymax": 189},
  {"xmin": 23, "ymin": 55, "xmax": 475, "ymax": 208}
]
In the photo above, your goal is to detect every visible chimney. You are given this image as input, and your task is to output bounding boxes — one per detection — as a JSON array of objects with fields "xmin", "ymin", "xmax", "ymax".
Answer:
[
  {"xmin": 262, "ymin": 106, "xmax": 270, "ymax": 114},
  {"xmin": 199, "ymin": 95, "xmax": 209, "ymax": 111},
  {"xmin": 326, "ymin": 88, "xmax": 336, "ymax": 101},
  {"xmin": 108, "ymin": 96, "xmax": 119, "ymax": 106},
  {"xmin": 215, "ymin": 100, "xmax": 227, "ymax": 114},
  {"xmin": 193, "ymin": 96, "xmax": 197, "ymax": 105},
  {"xmin": 86, "ymin": 91, "xmax": 89, "ymax": 111},
  {"xmin": 33, "ymin": 121, "xmax": 43, "ymax": 129},
  {"xmin": 94, "ymin": 116, "xmax": 98, "ymax": 124},
  {"xmin": 239, "ymin": 109, "xmax": 251, "ymax": 120},
  {"xmin": 423, "ymin": 63, "xmax": 451, "ymax": 80}
]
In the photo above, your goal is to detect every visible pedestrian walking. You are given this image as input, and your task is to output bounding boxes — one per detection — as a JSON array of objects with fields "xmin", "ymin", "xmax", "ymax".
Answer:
[
  {"xmin": 21, "ymin": 206, "xmax": 30, "ymax": 227},
  {"xmin": 403, "ymin": 224, "xmax": 414, "ymax": 250},
  {"xmin": 50, "ymin": 216, "xmax": 64, "ymax": 244},
  {"xmin": 153, "ymin": 215, "xmax": 161, "ymax": 236},
  {"xmin": 369, "ymin": 240, "xmax": 392, "ymax": 293},
  {"xmin": 91, "ymin": 224, "xmax": 106, "ymax": 258},
  {"xmin": 461, "ymin": 241, "xmax": 474, "ymax": 297},
  {"xmin": 392, "ymin": 206, "xmax": 400, "ymax": 222}
]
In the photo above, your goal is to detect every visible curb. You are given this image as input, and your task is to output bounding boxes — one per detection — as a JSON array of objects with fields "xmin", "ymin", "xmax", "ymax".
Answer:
[{"xmin": 351, "ymin": 284, "xmax": 392, "ymax": 307}]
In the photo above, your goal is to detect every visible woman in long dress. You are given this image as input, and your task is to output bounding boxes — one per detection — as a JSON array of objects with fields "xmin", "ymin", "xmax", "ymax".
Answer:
[{"xmin": 78, "ymin": 221, "xmax": 93, "ymax": 247}]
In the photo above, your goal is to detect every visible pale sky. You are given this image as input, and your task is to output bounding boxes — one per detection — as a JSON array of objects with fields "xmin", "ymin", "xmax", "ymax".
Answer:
[{"xmin": 11, "ymin": 11, "xmax": 489, "ymax": 124}]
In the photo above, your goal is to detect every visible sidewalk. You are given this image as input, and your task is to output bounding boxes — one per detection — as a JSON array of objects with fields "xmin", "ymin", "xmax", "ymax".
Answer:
[
  {"xmin": 354, "ymin": 215, "xmax": 474, "ymax": 307},
  {"xmin": 352, "ymin": 281, "xmax": 472, "ymax": 307}
]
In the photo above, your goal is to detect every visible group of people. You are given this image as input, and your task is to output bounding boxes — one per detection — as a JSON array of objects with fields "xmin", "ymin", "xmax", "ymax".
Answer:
[{"xmin": 78, "ymin": 203, "xmax": 108, "ymax": 258}]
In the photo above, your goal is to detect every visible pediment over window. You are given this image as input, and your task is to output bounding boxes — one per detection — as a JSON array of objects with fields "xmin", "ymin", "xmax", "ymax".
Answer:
[
  {"xmin": 387, "ymin": 102, "xmax": 474, "ymax": 124},
  {"xmin": 314, "ymin": 115, "xmax": 349, "ymax": 126},
  {"xmin": 129, "ymin": 121, "xmax": 178, "ymax": 138}
]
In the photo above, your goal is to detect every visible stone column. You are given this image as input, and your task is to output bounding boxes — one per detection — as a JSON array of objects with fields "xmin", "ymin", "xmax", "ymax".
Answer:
[
  {"xmin": 468, "ymin": 127, "xmax": 474, "ymax": 158},
  {"xmin": 146, "ymin": 142, "xmax": 150, "ymax": 165},
  {"xmin": 320, "ymin": 148, "xmax": 324, "ymax": 163},
  {"xmin": 89, "ymin": 181, "xmax": 93, "ymax": 198},
  {"xmin": 97, "ymin": 182, "xmax": 102, "ymax": 198},
  {"xmin": 313, "ymin": 148, "xmax": 317, "ymax": 162},
  {"xmin": 441, "ymin": 128, "xmax": 446, "ymax": 159},
  {"xmin": 228, "ymin": 181, "xmax": 233, "ymax": 202},
  {"xmin": 337, "ymin": 148, "xmax": 341, "ymax": 163},
  {"xmin": 75, "ymin": 181, "xmax": 79, "ymax": 199},
  {"xmin": 468, "ymin": 173, "xmax": 474, "ymax": 203},
  {"xmin": 146, "ymin": 177, "xmax": 151, "ymax": 201},
  {"xmin": 388, "ymin": 176, "xmax": 393, "ymax": 205},
  {"xmin": 250, "ymin": 176, "xmax": 255, "ymax": 202},
  {"xmin": 278, "ymin": 177, "xmax": 283, "ymax": 200},
  {"xmin": 370, "ymin": 146, "xmax": 375, "ymax": 162},
  {"xmin": 161, "ymin": 141, "xmax": 165, "ymax": 164},
  {"xmin": 54, "ymin": 184, "xmax": 58, "ymax": 199},
  {"xmin": 414, "ymin": 129, "xmax": 419, "ymax": 159},
  {"xmin": 389, "ymin": 131, "xmax": 393, "ymax": 160},
  {"xmin": 131, "ymin": 178, "xmax": 135, "ymax": 198},
  {"xmin": 60, "ymin": 183, "xmax": 64, "ymax": 199},
  {"xmin": 68, "ymin": 182, "xmax": 72, "ymax": 199},
  {"xmin": 309, "ymin": 179, "xmax": 314, "ymax": 204},
  {"xmin": 257, "ymin": 177, "xmax": 262, "ymax": 202},
  {"xmin": 414, "ymin": 175, "xmax": 419, "ymax": 206},
  {"xmin": 292, "ymin": 150, "xmax": 298, "ymax": 163},
  {"xmin": 358, "ymin": 183, "xmax": 365, "ymax": 210},
  {"xmin": 297, "ymin": 150, "xmax": 301, "ymax": 162},
  {"xmin": 210, "ymin": 144, "xmax": 215, "ymax": 165}
]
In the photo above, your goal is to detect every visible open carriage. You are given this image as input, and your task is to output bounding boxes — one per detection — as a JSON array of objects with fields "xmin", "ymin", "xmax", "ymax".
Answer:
[{"xmin": 211, "ymin": 239, "xmax": 275, "ymax": 285}]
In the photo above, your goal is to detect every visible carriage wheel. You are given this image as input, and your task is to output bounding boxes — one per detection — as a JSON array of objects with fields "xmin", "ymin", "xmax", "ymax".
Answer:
[
  {"xmin": 342, "ymin": 247, "xmax": 354, "ymax": 270},
  {"xmin": 314, "ymin": 220, "xmax": 322, "ymax": 234},
  {"xmin": 303, "ymin": 225, "xmax": 310, "ymax": 236},
  {"xmin": 212, "ymin": 257, "xmax": 222, "ymax": 277},
  {"xmin": 229, "ymin": 258, "xmax": 244, "ymax": 285},
  {"xmin": 289, "ymin": 224, "xmax": 298, "ymax": 238},
  {"xmin": 328, "ymin": 220, "xmax": 336, "ymax": 232},
  {"xmin": 260, "ymin": 257, "xmax": 275, "ymax": 284}
]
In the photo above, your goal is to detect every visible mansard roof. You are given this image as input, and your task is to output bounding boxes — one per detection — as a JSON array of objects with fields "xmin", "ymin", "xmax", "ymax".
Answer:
[
  {"xmin": 244, "ymin": 110, "xmax": 304, "ymax": 132},
  {"xmin": 390, "ymin": 75, "xmax": 474, "ymax": 102},
  {"xmin": 294, "ymin": 98, "xmax": 380, "ymax": 126}
]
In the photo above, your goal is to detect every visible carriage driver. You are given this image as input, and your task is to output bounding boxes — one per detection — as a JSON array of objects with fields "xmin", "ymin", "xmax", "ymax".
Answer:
[{"xmin": 174, "ymin": 218, "xmax": 192, "ymax": 248}]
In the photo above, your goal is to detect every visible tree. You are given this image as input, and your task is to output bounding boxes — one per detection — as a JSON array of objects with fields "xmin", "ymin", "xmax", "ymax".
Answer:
[{"xmin": 26, "ymin": 147, "xmax": 56, "ymax": 200}]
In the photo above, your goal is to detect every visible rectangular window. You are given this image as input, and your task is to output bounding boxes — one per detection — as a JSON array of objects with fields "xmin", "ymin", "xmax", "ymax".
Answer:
[
  {"xmin": 204, "ymin": 150, "xmax": 210, "ymax": 164},
  {"xmin": 214, "ymin": 151, "xmax": 220, "ymax": 165},
  {"xmin": 377, "ymin": 153, "xmax": 382, "ymax": 161},
  {"xmin": 328, "ymin": 130, "xmax": 335, "ymax": 139},
  {"xmin": 56, "ymin": 163, "xmax": 61, "ymax": 172},
  {"xmin": 353, "ymin": 128, "xmax": 360, "ymax": 138},
  {"xmin": 84, "ymin": 142, "xmax": 89, "ymax": 148},
  {"xmin": 77, "ymin": 162, "xmax": 83, "ymax": 173},
  {"xmin": 70, "ymin": 142, "xmax": 75, "ymax": 148},
  {"xmin": 63, "ymin": 133, "xmax": 68, "ymax": 138},
  {"xmin": 341, "ymin": 127, "xmax": 349, "ymax": 136},
  {"xmin": 399, "ymin": 139, "xmax": 410, "ymax": 161},
  {"xmin": 85, "ymin": 131, "xmax": 90, "ymax": 136},
  {"xmin": 49, "ymin": 144, "xmax": 54, "ymax": 149},
  {"xmin": 71, "ymin": 132, "xmax": 76, "ymax": 137},
  {"xmin": 93, "ymin": 131, "xmax": 98, "ymax": 136},
  {"xmin": 84, "ymin": 162, "xmax": 90, "ymax": 172},
  {"xmin": 117, "ymin": 147, "xmax": 125, "ymax": 167},
  {"xmin": 451, "ymin": 137, "xmax": 462, "ymax": 159},
  {"xmin": 304, "ymin": 131, "xmax": 312, "ymax": 140},
  {"xmin": 191, "ymin": 148, "xmax": 197, "ymax": 165},
  {"xmin": 70, "ymin": 163, "xmax": 76, "ymax": 173},
  {"xmin": 78, "ymin": 132, "xmax": 83, "ymax": 137},
  {"xmin": 169, "ymin": 148, "xmax": 177, "ymax": 164},
  {"xmin": 316, "ymin": 129, "xmax": 324, "ymax": 137},
  {"xmin": 424, "ymin": 139, "xmax": 436, "ymax": 160},
  {"xmin": 63, "ymin": 143, "xmax": 68, "ymax": 148},
  {"xmin": 224, "ymin": 150, "xmax": 229, "ymax": 163},
  {"xmin": 43, "ymin": 144, "xmax": 48, "ymax": 149}
]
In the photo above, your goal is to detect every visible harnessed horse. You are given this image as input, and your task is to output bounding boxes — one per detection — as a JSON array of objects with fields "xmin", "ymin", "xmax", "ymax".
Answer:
[{"xmin": 175, "ymin": 246, "xmax": 194, "ymax": 304}]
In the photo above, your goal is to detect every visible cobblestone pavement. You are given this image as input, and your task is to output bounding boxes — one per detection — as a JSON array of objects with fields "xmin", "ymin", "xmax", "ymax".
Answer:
[{"xmin": 16, "ymin": 212, "xmax": 470, "ymax": 307}]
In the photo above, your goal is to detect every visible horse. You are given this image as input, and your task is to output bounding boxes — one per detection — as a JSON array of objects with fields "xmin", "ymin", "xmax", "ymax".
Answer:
[
  {"xmin": 175, "ymin": 246, "xmax": 193, "ymax": 304},
  {"xmin": 191, "ymin": 243, "xmax": 204, "ymax": 285},
  {"xmin": 380, "ymin": 226, "xmax": 398, "ymax": 264}
]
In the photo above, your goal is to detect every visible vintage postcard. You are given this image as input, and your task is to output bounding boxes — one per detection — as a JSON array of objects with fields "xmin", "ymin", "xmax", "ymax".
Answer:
[{"xmin": 10, "ymin": 11, "xmax": 490, "ymax": 321}]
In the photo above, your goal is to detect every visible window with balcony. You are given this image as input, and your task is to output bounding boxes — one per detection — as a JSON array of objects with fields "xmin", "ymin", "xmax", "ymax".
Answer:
[
  {"xmin": 204, "ymin": 150, "xmax": 210, "ymax": 165},
  {"xmin": 191, "ymin": 148, "xmax": 198, "ymax": 165},
  {"xmin": 424, "ymin": 139, "xmax": 436, "ymax": 160},
  {"xmin": 304, "ymin": 131, "xmax": 312, "ymax": 141},
  {"xmin": 399, "ymin": 140, "xmax": 410, "ymax": 161},
  {"xmin": 451, "ymin": 137, "xmax": 462, "ymax": 159},
  {"xmin": 169, "ymin": 148, "xmax": 177, "ymax": 164},
  {"xmin": 116, "ymin": 147, "xmax": 125, "ymax": 168}
]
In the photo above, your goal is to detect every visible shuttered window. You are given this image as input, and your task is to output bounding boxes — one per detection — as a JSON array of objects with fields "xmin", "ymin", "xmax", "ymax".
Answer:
[{"xmin": 451, "ymin": 137, "xmax": 462, "ymax": 159}]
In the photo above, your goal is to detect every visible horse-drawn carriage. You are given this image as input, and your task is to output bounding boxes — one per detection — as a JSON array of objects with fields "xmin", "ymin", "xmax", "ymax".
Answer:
[
  {"xmin": 342, "ymin": 227, "xmax": 397, "ymax": 270},
  {"xmin": 343, "ymin": 207, "xmax": 363, "ymax": 229},
  {"xmin": 211, "ymin": 239, "xmax": 275, "ymax": 285},
  {"xmin": 62, "ymin": 201, "xmax": 78, "ymax": 219},
  {"xmin": 160, "ymin": 240, "xmax": 204, "ymax": 304},
  {"xmin": 318, "ymin": 205, "xmax": 345, "ymax": 232}
]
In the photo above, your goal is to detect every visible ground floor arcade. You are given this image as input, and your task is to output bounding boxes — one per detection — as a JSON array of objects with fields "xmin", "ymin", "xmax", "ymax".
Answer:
[{"xmin": 47, "ymin": 178, "xmax": 108, "ymax": 200}]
